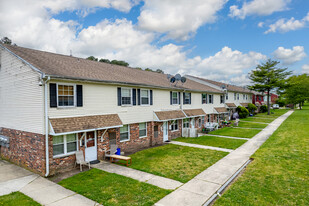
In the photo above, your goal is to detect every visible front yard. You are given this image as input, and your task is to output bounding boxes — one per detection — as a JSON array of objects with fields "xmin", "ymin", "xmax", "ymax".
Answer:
[
  {"xmin": 235, "ymin": 121, "xmax": 267, "ymax": 129},
  {"xmin": 127, "ymin": 144, "xmax": 228, "ymax": 183},
  {"xmin": 209, "ymin": 127, "xmax": 260, "ymax": 138},
  {"xmin": 59, "ymin": 168, "xmax": 170, "ymax": 206},
  {"xmin": 174, "ymin": 136, "xmax": 247, "ymax": 150},
  {"xmin": 0, "ymin": 192, "xmax": 40, "ymax": 206},
  {"xmin": 215, "ymin": 106, "xmax": 308, "ymax": 205}
]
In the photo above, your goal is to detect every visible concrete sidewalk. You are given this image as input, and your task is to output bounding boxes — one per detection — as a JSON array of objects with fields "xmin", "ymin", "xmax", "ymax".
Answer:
[
  {"xmin": 92, "ymin": 161, "xmax": 183, "ymax": 190},
  {"xmin": 0, "ymin": 160, "xmax": 100, "ymax": 206},
  {"xmin": 168, "ymin": 141, "xmax": 233, "ymax": 153},
  {"xmin": 156, "ymin": 110, "xmax": 293, "ymax": 206}
]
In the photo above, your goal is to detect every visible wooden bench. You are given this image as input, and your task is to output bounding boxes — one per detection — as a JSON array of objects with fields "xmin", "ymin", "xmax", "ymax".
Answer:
[{"xmin": 110, "ymin": 155, "xmax": 132, "ymax": 166}]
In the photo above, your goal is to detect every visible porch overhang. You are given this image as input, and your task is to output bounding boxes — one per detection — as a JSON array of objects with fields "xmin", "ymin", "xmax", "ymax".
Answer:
[
  {"xmin": 49, "ymin": 114, "xmax": 123, "ymax": 135},
  {"xmin": 240, "ymin": 103, "xmax": 249, "ymax": 107},
  {"xmin": 183, "ymin": 109, "xmax": 206, "ymax": 118},
  {"xmin": 225, "ymin": 103, "xmax": 237, "ymax": 108},
  {"xmin": 214, "ymin": 107, "xmax": 229, "ymax": 114},
  {"xmin": 154, "ymin": 110, "xmax": 186, "ymax": 121}
]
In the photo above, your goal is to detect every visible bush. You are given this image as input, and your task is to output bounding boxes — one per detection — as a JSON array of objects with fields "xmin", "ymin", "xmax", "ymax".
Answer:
[
  {"xmin": 236, "ymin": 106, "xmax": 249, "ymax": 118},
  {"xmin": 260, "ymin": 105, "xmax": 268, "ymax": 113},
  {"xmin": 248, "ymin": 103, "xmax": 257, "ymax": 114},
  {"xmin": 275, "ymin": 98, "xmax": 286, "ymax": 107}
]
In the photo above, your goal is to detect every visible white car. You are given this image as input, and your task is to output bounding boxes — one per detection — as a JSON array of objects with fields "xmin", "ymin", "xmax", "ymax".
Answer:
[{"xmin": 272, "ymin": 104, "xmax": 279, "ymax": 109}]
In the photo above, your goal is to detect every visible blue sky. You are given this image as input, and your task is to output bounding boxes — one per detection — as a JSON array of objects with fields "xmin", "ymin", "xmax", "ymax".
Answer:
[{"xmin": 0, "ymin": 0, "xmax": 308, "ymax": 85}]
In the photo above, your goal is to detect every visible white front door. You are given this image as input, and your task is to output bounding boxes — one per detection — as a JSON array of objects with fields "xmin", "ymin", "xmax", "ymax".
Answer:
[
  {"xmin": 191, "ymin": 118, "xmax": 195, "ymax": 129},
  {"xmin": 163, "ymin": 121, "xmax": 168, "ymax": 142},
  {"xmin": 85, "ymin": 131, "xmax": 97, "ymax": 162}
]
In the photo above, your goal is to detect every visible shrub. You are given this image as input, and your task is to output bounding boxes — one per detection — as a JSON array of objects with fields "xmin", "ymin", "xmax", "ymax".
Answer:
[
  {"xmin": 260, "ymin": 105, "xmax": 268, "ymax": 113},
  {"xmin": 275, "ymin": 98, "xmax": 286, "ymax": 107},
  {"xmin": 248, "ymin": 103, "xmax": 257, "ymax": 114},
  {"xmin": 236, "ymin": 106, "xmax": 249, "ymax": 118}
]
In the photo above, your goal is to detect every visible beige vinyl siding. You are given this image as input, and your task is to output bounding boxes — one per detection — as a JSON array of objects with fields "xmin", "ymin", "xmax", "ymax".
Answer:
[
  {"xmin": 0, "ymin": 48, "xmax": 44, "ymax": 134},
  {"xmin": 226, "ymin": 92, "xmax": 252, "ymax": 106}
]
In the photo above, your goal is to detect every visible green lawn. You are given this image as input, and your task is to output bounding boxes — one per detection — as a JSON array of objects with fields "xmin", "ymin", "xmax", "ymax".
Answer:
[
  {"xmin": 0, "ymin": 192, "xmax": 40, "ymax": 206},
  {"xmin": 209, "ymin": 127, "xmax": 260, "ymax": 138},
  {"xmin": 126, "ymin": 144, "xmax": 228, "ymax": 183},
  {"xmin": 174, "ymin": 136, "xmax": 247, "ymax": 150},
  {"xmin": 215, "ymin": 106, "xmax": 309, "ymax": 205},
  {"xmin": 255, "ymin": 109, "xmax": 289, "ymax": 117},
  {"xmin": 59, "ymin": 168, "xmax": 170, "ymax": 206},
  {"xmin": 235, "ymin": 121, "xmax": 267, "ymax": 129},
  {"xmin": 240, "ymin": 117, "xmax": 274, "ymax": 123}
]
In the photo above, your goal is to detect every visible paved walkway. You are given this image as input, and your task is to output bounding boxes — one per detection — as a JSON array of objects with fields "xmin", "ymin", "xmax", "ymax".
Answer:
[
  {"xmin": 92, "ymin": 161, "xmax": 183, "ymax": 190},
  {"xmin": 0, "ymin": 160, "xmax": 100, "ymax": 206},
  {"xmin": 155, "ymin": 110, "xmax": 293, "ymax": 206},
  {"xmin": 168, "ymin": 141, "xmax": 233, "ymax": 153},
  {"xmin": 201, "ymin": 134, "xmax": 250, "ymax": 141}
]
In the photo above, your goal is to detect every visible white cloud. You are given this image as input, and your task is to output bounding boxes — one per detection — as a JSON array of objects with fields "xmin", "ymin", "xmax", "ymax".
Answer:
[
  {"xmin": 138, "ymin": 0, "xmax": 228, "ymax": 40},
  {"xmin": 273, "ymin": 46, "xmax": 306, "ymax": 65},
  {"xmin": 302, "ymin": 64, "xmax": 309, "ymax": 74},
  {"xmin": 265, "ymin": 12, "xmax": 309, "ymax": 34},
  {"xmin": 258, "ymin": 22, "xmax": 264, "ymax": 28},
  {"xmin": 229, "ymin": 0, "xmax": 291, "ymax": 19}
]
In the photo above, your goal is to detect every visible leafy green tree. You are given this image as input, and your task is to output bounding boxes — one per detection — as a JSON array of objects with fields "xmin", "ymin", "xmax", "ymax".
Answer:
[
  {"xmin": 156, "ymin": 69, "xmax": 164, "ymax": 74},
  {"xmin": 248, "ymin": 59, "xmax": 292, "ymax": 115},
  {"xmin": 275, "ymin": 97, "xmax": 286, "ymax": 107},
  {"xmin": 0, "ymin": 37, "xmax": 12, "ymax": 45},
  {"xmin": 144, "ymin": 68, "xmax": 153, "ymax": 72},
  {"xmin": 135, "ymin": 67, "xmax": 143, "ymax": 70},
  {"xmin": 260, "ymin": 105, "xmax": 268, "ymax": 113},
  {"xmin": 111, "ymin": 60, "xmax": 129, "ymax": 67},
  {"xmin": 236, "ymin": 106, "xmax": 249, "ymax": 118},
  {"xmin": 248, "ymin": 103, "xmax": 257, "ymax": 114},
  {"xmin": 284, "ymin": 74, "xmax": 309, "ymax": 110},
  {"xmin": 87, "ymin": 56, "xmax": 98, "ymax": 61},
  {"xmin": 99, "ymin": 58, "xmax": 110, "ymax": 63}
]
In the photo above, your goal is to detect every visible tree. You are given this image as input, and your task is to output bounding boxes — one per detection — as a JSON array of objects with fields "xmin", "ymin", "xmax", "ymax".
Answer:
[
  {"xmin": 144, "ymin": 68, "xmax": 153, "ymax": 72},
  {"xmin": 87, "ymin": 56, "xmax": 98, "ymax": 61},
  {"xmin": 248, "ymin": 59, "xmax": 292, "ymax": 115},
  {"xmin": 111, "ymin": 60, "xmax": 129, "ymax": 67},
  {"xmin": 236, "ymin": 106, "xmax": 249, "ymax": 118},
  {"xmin": 1, "ymin": 37, "xmax": 12, "ymax": 45},
  {"xmin": 99, "ymin": 58, "xmax": 110, "ymax": 63},
  {"xmin": 284, "ymin": 74, "xmax": 309, "ymax": 110},
  {"xmin": 156, "ymin": 69, "xmax": 164, "ymax": 74},
  {"xmin": 248, "ymin": 103, "xmax": 257, "ymax": 114}
]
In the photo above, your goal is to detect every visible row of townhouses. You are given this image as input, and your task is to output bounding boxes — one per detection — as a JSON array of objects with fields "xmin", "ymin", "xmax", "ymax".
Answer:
[{"xmin": 0, "ymin": 43, "xmax": 260, "ymax": 176}]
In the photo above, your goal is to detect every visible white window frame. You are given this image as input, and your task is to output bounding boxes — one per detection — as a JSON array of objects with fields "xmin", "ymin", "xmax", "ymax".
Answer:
[
  {"xmin": 237, "ymin": 93, "xmax": 239, "ymax": 100},
  {"xmin": 220, "ymin": 95, "xmax": 225, "ymax": 104},
  {"xmin": 120, "ymin": 125, "xmax": 130, "ymax": 142},
  {"xmin": 184, "ymin": 92, "xmax": 191, "ymax": 104},
  {"xmin": 172, "ymin": 91, "xmax": 179, "ymax": 105},
  {"xmin": 198, "ymin": 118, "xmax": 202, "ymax": 128},
  {"xmin": 170, "ymin": 120, "xmax": 179, "ymax": 131},
  {"xmin": 56, "ymin": 83, "xmax": 76, "ymax": 108},
  {"xmin": 140, "ymin": 89, "xmax": 150, "ymax": 106},
  {"xmin": 53, "ymin": 134, "xmax": 78, "ymax": 158},
  {"xmin": 243, "ymin": 94, "xmax": 245, "ymax": 100},
  {"xmin": 234, "ymin": 93, "xmax": 236, "ymax": 100},
  {"xmin": 139, "ymin": 122, "xmax": 147, "ymax": 138},
  {"xmin": 121, "ymin": 88, "xmax": 132, "ymax": 106},
  {"xmin": 202, "ymin": 93, "xmax": 207, "ymax": 104},
  {"xmin": 226, "ymin": 93, "xmax": 228, "ymax": 100},
  {"xmin": 208, "ymin": 94, "xmax": 213, "ymax": 104},
  {"xmin": 183, "ymin": 118, "xmax": 190, "ymax": 128}
]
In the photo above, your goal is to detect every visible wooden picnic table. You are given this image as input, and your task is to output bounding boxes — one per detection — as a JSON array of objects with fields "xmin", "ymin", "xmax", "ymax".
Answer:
[{"xmin": 110, "ymin": 154, "xmax": 132, "ymax": 166}]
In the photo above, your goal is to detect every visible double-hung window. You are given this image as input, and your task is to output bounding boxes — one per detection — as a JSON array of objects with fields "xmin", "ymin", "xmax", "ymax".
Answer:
[
  {"xmin": 120, "ymin": 125, "xmax": 130, "ymax": 141},
  {"xmin": 243, "ymin": 94, "xmax": 245, "ymax": 100},
  {"xmin": 53, "ymin": 134, "xmax": 77, "ymax": 157},
  {"xmin": 220, "ymin": 95, "xmax": 225, "ymax": 104},
  {"xmin": 172, "ymin": 92, "xmax": 179, "ymax": 104},
  {"xmin": 139, "ymin": 123, "xmax": 147, "ymax": 137},
  {"xmin": 184, "ymin": 93, "xmax": 191, "ymax": 104},
  {"xmin": 226, "ymin": 93, "xmax": 228, "ymax": 100},
  {"xmin": 121, "ymin": 88, "xmax": 132, "ymax": 105},
  {"xmin": 237, "ymin": 93, "xmax": 239, "ymax": 100},
  {"xmin": 208, "ymin": 94, "xmax": 213, "ymax": 104},
  {"xmin": 234, "ymin": 93, "xmax": 236, "ymax": 100},
  {"xmin": 171, "ymin": 120, "xmax": 178, "ymax": 131},
  {"xmin": 183, "ymin": 118, "xmax": 189, "ymax": 128},
  {"xmin": 202, "ymin": 93, "xmax": 207, "ymax": 104},
  {"xmin": 58, "ymin": 84, "xmax": 75, "ymax": 107},
  {"xmin": 141, "ymin": 89, "xmax": 150, "ymax": 105}
]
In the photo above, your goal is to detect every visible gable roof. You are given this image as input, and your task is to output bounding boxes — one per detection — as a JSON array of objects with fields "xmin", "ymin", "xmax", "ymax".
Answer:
[
  {"xmin": 186, "ymin": 75, "xmax": 252, "ymax": 94},
  {"xmin": 1, "ymin": 44, "xmax": 223, "ymax": 94}
]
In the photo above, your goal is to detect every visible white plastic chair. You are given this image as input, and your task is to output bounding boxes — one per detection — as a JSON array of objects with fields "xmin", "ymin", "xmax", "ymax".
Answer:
[
  {"xmin": 75, "ymin": 150, "xmax": 90, "ymax": 171},
  {"xmin": 105, "ymin": 144, "xmax": 118, "ymax": 160}
]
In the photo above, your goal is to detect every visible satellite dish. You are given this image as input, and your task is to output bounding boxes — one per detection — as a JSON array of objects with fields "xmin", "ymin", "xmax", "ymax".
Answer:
[
  {"xmin": 170, "ymin": 77, "xmax": 176, "ymax": 83},
  {"xmin": 181, "ymin": 77, "xmax": 186, "ymax": 83},
  {"xmin": 175, "ymin": 74, "xmax": 181, "ymax": 81},
  {"xmin": 167, "ymin": 74, "xmax": 171, "ymax": 80},
  {"xmin": 221, "ymin": 85, "xmax": 226, "ymax": 89}
]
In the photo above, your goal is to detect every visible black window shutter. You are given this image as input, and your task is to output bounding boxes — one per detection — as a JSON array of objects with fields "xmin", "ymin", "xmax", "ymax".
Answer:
[
  {"xmin": 49, "ymin": 83, "xmax": 57, "ymax": 108},
  {"xmin": 183, "ymin": 92, "xmax": 186, "ymax": 105},
  {"xmin": 189, "ymin": 93, "xmax": 191, "ymax": 104},
  {"xmin": 178, "ymin": 92, "xmax": 181, "ymax": 104},
  {"xmin": 117, "ymin": 87, "xmax": 121, "ymax": 106},
  {"xmin": 76, "ymin": 85, "xmax": 83, "ymax": 107},
  {"xmin": 150, "ymin": 90, "xmax": 153, "ymax": 105},
  {"xmin": 137, "ymin": 89, "xmax": 141, "ymax": 105},
  {"xmin": 170, "ymin": 91, "xmax": 172, "ymax": 105},
  {"xmin": 132, "ymin": 89, "xmax": 136, "ymax": 106}
]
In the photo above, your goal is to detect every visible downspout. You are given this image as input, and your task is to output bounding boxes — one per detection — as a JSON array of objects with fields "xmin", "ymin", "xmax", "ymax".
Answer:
[{"xmin": 44, "ymin": 76, "xmax": 50, "ymax": 177}]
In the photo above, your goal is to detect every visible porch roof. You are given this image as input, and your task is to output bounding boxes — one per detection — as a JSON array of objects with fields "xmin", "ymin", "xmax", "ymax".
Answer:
[
  {"xmin": 49, "ymin": 114, "xmax": 123, "ymax": 135},
  {"xmin": 225, "ymin": 103, "xmax": 237, "ymax": 108},
  {"xmin": 240, "ymin": 103, "xmax": 249, "ymax": 107},
  {"xmin": 154, "ymin": 110, "xmax": 186, "ymax": 121},
  {"xmin": 183, "ymin": 109, "xmax": 205, "ymax": 117},
  {"xmin": 214, "ymin": 107, "xmax": 229, "ymax": 114}
]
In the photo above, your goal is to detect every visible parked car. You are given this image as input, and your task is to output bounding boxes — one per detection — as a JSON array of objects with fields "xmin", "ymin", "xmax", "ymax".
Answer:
[{"xmin": 272, "ymin": 104, "xmax": 279, "ymax": 109}]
